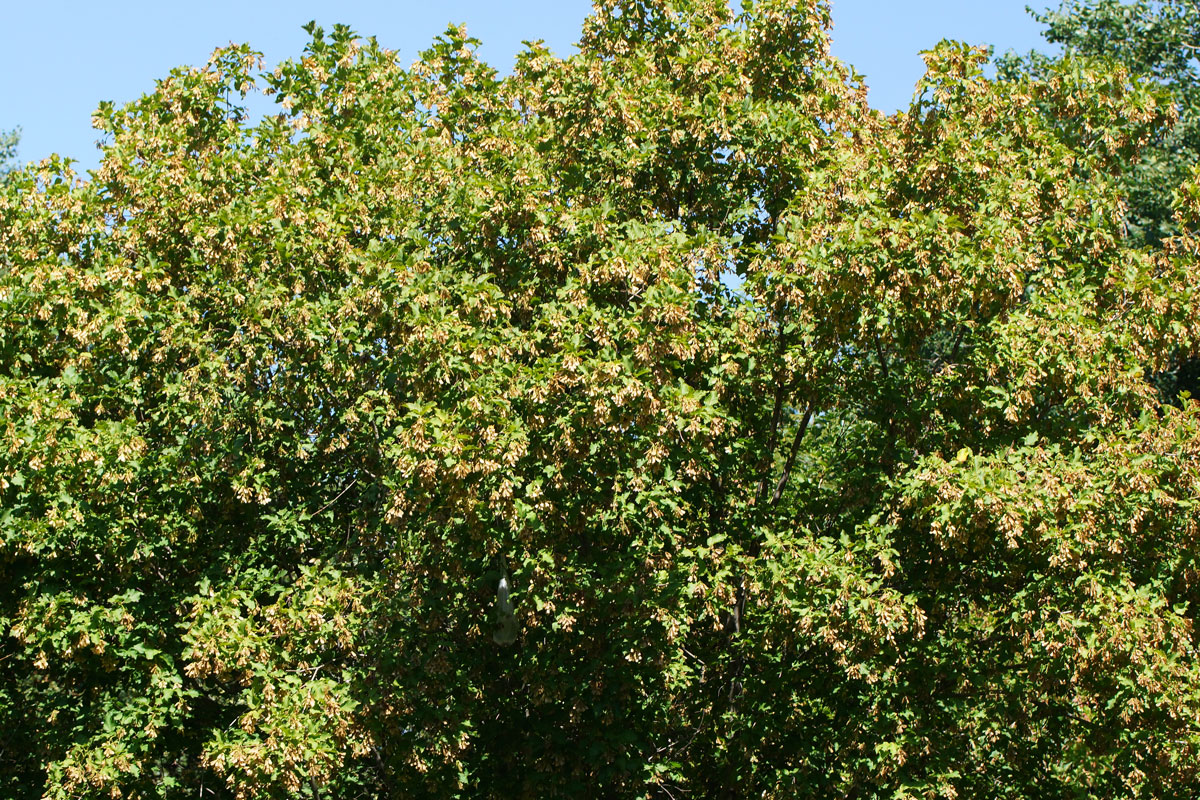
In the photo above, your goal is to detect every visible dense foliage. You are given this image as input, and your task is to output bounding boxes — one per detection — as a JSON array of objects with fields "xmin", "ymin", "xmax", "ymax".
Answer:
[
  {"xmin": 2, "ymin": 1, "xmax": 1199, "ymax": 797},
  {"xmin": 1016, "ymin": 0, "xmax": 1200, "ymax": 404},
  {"xmin": 1017, "ymin": 0, "xmax": 1200, "ymax": 248}
]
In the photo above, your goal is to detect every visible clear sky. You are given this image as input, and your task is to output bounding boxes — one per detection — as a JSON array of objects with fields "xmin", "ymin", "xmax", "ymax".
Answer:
[{"xmin": 0, "ymin": 1, "xmax": 1053, "ymax": 174}]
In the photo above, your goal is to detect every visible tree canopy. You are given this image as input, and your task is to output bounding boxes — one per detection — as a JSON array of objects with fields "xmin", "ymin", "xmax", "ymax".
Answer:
[
  {"xmin": 1016, "ymin": 0, "xmax": 1200, "ymax": 248},
  {"xmin": 1013, "ymin": 0, "xmax": 1200, "ymax": 403},
  {"xmin": 2, "ymin": 1, "xmax": 1199, "ymax": 798}
]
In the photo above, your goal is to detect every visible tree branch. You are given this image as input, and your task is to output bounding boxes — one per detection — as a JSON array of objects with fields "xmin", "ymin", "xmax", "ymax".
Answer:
[{"xmin": 770, "ymin": 402, "xmax": 814, "ymax": 506}]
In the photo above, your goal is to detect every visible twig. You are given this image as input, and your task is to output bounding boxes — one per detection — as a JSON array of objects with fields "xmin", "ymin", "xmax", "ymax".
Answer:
[{"xmin": 313, "ymin": 477, "xmax": 358, "ymax": 517}]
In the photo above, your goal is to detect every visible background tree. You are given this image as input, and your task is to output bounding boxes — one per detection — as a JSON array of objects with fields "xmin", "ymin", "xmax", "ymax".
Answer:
[
  {"xmin": 0, "ymin": 127, "xmax": 18, "ymax": 179},
  {"xmin": 2, "ymin": 2, "xmax": 1199, "ymax": 798}
]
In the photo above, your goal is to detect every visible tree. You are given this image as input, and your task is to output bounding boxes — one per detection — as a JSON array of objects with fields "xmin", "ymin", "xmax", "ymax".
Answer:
[
  {"xmin": 1019, "ymin": 0, "xmax": 1199, "ymax": 248},
  {"xmin": 0, "ymin": 127, "xmax": 18, "ymax": 179},
  {"xmin": 1015, "ymin": 0, "xmax": 1200, "ymax": 400},
  {"xmin": 1, "ymin": 2, "xmax": 1199, "ymax": 798}
]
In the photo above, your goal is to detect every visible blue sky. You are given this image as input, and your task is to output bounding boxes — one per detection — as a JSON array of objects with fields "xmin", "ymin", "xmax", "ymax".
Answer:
[{"xmin": 1, "ymin": 1, "xmax": 1053, "ymax": 174}]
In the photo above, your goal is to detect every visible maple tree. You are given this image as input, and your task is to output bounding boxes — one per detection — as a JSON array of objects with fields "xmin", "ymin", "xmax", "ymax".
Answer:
[
  {"xmin": 2, "ymin": 1, "xmax": 1199, "ymax": 798},
  {"xmin": 1011, "ymin": 0, "xmax": 1200, "ymax": 405},
  {"xmin": 1019, "ymin": 0, "xmax": 1200, "ymax": 248}
]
